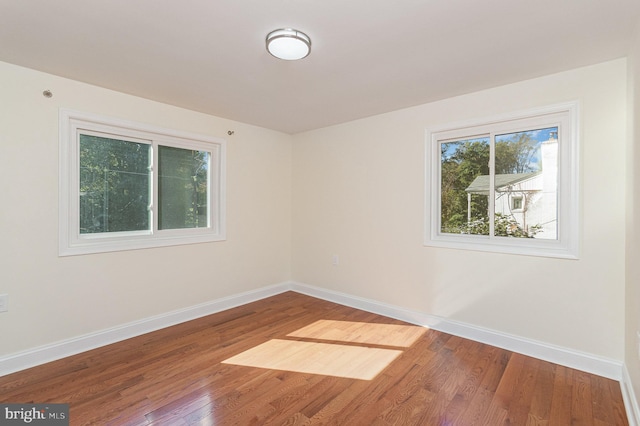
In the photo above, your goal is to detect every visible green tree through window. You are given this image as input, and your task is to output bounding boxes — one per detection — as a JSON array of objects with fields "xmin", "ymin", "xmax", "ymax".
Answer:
[
  {"xmin": 158, "ymin": 146, "xmax": 209, "ymax": 230},
  {"xmin": 440, "ymin": 138, "xmax": 489, "ymax": 235},
  {"xmin": 79, "ymin": 135, "xmax": 151, "ymax": 234}
]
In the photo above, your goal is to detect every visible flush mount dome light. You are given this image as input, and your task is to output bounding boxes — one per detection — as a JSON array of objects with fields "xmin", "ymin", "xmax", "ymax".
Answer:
[{"xmin": 266, "ymin": 28, "xmax": 311, "ymax": 60}]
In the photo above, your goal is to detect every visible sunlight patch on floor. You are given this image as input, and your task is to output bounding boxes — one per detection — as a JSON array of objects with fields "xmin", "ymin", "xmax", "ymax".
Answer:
[
  {"xmin": 221, "ymin": 339, "xmax": 403, "ymax": 380},
  {"xmin": 287, "ymin": 319, "xmax": 427, "ymax": 347}
]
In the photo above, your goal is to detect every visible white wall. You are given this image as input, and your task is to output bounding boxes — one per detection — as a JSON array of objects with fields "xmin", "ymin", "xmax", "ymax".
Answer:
[
  {"xmin": 0, "ymin": 56, "xmax": 631, "ymax": 376},
  {"xmin": 0, "ymin": 61, "xmax": 292, "ymax": 356},
  {"xmin": 292, "ymin": 59, "xmax": 627, "ymax": 360},
  {"xmin": 626, "ymin": 17, "xmax": 640, "ymax": 414}
]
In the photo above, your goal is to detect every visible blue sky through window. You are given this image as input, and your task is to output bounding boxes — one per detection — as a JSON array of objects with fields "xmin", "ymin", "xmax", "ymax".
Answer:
[{"xmin": 441, "ymin": 127, "xmax": 558, "ymax": 166}]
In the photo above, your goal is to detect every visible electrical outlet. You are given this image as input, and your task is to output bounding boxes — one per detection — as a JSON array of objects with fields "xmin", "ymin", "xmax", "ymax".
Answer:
[
  {"xmin": 637, "ymin": 331, "xmax": 640, "ymax": 360},
  {"xmin": 332, "ymin": 255, "xmax": 339, "ymax": 266},
  {"xmin": 0, "ymin": 294, "xmax": 7, "ymax": 313}
]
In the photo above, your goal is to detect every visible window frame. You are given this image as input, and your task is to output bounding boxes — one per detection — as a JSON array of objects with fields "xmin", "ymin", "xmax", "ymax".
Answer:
[
  {"xmin": 511, "ymin": 195, "xmax": 524, "ymax": 211},
  {"xmin": 59, "ymin": 109, "xmax": 226, "ymax": 256},
  {"xmin": 424, "ymin": 102, "xmax": 579, "ymax": 259}
]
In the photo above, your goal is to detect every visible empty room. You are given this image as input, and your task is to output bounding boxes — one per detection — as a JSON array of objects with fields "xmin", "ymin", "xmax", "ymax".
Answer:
[{"xmin": 1, "ymin": 1, "xmax": 640, "ymax": 424}]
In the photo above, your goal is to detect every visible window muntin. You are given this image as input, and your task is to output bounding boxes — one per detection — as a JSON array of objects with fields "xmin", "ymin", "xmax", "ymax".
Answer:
[
  {"xmin": 426, "ymin": 103, "xmax": 579, "ymax": 258},
  {"xmin": 60, "ymin": 109, "xmax": 226, "ymax": 256}
]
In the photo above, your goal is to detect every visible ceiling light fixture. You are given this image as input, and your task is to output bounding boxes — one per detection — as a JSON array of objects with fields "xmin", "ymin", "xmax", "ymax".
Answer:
[{"xmin": 266, "ymin": 28, "xmax": 311, "ymax": 61}]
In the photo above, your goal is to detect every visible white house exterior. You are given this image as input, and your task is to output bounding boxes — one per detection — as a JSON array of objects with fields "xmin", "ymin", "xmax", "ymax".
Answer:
[{"xmin": 465, "ymin": 137, "xmax": 558, "ymax": 239}]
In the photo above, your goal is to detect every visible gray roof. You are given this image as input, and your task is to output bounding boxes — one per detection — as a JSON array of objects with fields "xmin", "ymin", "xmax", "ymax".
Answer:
[{"xmin": 465, "ymin": 172, "xmax": 541, "ymax": 194}]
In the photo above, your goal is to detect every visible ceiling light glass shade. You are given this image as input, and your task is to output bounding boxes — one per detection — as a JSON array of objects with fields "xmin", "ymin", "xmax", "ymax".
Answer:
[{"xmin": 266, "ymin": 28, "xmax": 311, "ymax": 61}]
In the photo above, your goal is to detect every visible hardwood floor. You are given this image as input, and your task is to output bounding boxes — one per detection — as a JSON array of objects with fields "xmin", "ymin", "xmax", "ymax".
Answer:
[{"xmin": 0, "ymin": 292, "xmax": 629, "ymax": 425}]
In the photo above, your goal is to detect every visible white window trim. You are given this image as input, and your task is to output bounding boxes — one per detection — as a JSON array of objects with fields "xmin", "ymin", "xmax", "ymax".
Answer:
[
  {"xmin": 59, "ymin": 109, "xmax": 227, "ymax": 256},
  {"xmin": 424, "ymin": 102, "xmax": 580, "ymax": 259}
]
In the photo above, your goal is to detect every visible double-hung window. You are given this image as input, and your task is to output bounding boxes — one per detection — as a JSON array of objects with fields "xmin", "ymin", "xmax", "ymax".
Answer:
[
  {"xmin": 425, "ymin": 102, "xmax": 579, "ymax": 258},
  {"xmin": 60, "ymin": 109, "xmax": 226, "ymax": 256}
]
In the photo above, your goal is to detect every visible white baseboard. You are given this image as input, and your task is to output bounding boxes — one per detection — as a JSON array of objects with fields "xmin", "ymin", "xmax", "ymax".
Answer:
[
  {"xmin": 622, "ymin": 365, "xmax": 640, "ymax": 426},
  {"xmin": 0, "ymin": 280, "xmax": 626, "ymax": 385},
  {"xmin": 0, "ymin": 282, "xmax": 291, "ymax": 377},
  {"xmin": 290, "ymin": 281, "xmax": 624, "ymax": 381}
]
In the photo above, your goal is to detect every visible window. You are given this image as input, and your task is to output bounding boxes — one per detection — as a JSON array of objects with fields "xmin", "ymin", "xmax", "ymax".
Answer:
[
  {"xmin": 60, "ymin": 109, "xmax": 226, "ymax": 256},
  {"xmin": 511, "ymin": 196, "xmax": 523, "ymax": 211},
  {"xmin": 425, "ymin": 102, "xmax": 579, "ymax": 258}
]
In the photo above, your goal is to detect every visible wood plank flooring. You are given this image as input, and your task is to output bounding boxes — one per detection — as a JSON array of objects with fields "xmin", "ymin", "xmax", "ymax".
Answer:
[{"xmin": 0, "ymin": 292, "xmax": 629, "ymax": 425}]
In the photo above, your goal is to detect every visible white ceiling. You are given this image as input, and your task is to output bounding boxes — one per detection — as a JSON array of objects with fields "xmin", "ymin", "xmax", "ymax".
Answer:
[{"xmin": 1, "ymin": 1, "xmax": 639, "ymax": 134}]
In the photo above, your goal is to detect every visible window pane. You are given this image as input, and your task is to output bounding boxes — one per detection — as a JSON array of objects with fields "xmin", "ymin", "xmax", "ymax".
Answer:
[
  {"xmin": 158, "ymin": 146, "xmax": 210, "ymax": 230},
  {"xmin": 79, "ymin": 135, "xmax": 151, "ymax": 234},
  {"xmin": 440, "ymin": 137, "xmax": 490, "ymax": 235},
  {"xmin": 493, "ymin": 127, "xmax": 558, "ymax": 239}
]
